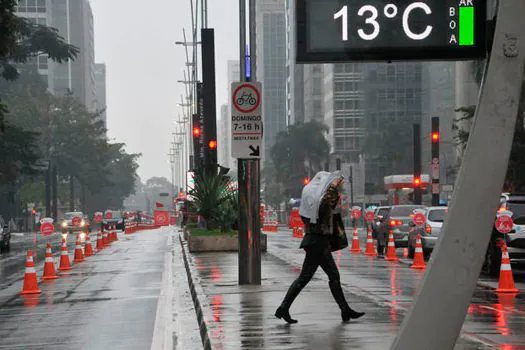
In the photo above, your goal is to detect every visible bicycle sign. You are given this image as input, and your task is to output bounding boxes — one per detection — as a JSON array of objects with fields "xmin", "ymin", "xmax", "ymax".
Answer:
[
  {"xmin": 232, "ymin": 83, "xmax": 261, "ymax": 114},
  {"xmin": 231, "ymin": 82, "xmax": 263, "ymax": 159}
]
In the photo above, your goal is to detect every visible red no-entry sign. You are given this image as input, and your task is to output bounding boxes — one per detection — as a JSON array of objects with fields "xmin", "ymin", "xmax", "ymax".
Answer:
[
  {"xmin": 413, "ymin": 212, "xmax": 426, "ymax": 227},
  {"xmin": 105, "ymin": 211, "xmax": 113, "ymax": 219},
  {"xmin": 365, "ymin": 211, "xmax": 375, "ymax": 222},
  {"xmin": 40, "ymin": 222, "xmax": 54, "ymax": 236},
  {"xmin": 351, "ymin": 208, "xmax": 361, "ymax": 219},
  {"xmin": 496, "ymin": 215, "xmax": 513, "ymax": 234},
  {"xmin": 72, "ymin": 217, "xmax": 82, "ymax": 227},
  {"xmin": 94, "ymin": 213, "xmax": 103, "ymax": 223}
]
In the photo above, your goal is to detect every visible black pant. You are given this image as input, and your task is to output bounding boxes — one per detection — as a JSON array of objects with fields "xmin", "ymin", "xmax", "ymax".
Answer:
[{"xmin": 296, "ymin": 246, "xmax": 340, "ymax": 287}]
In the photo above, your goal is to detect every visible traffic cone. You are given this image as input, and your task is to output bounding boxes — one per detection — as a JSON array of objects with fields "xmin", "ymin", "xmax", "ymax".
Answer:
[
  {"xmin": 84, "ymin": 234, "xmax": 94, "ymax": 257},
  {"xmin": 113, "ymin": 225, "xmax": 119, "ymax": 241},
  {"xmin": 96, "ymin": 229, "xmax": 103, "ymax": 251},
  {"xmin": 496, "ymin": 245, "xmax": 519, "ymax": 294},
  {"xmin": 385, "ymin": 231, "xmax": 399, "ymax": 262},
  {"xmin": 42, "ymin": 243, "xmax": 58, "ymax": 280},
  {"xmin": 103, "ymin": 228, "xmax": 109, "ymax": 246},
  {"xmin": 350, "ymin": 227, "xmax": 362, "ymax": 253},
  {"xmin": 296, "ymin": 226, "xmax": 304, "ymax": 238},
  {"xmin": 73, "ymin": 234, "xmax": 84, "ymax": 263},
  {"xmin": 58, "ymin": 238, "xmax": 72, "ymax": 271},
  {"xmin": 21, "ymin": 250, "xmax": 41, "ymax": 294},
  {"xmin": 364, "ymin": 230, "xmax": 377, "ymax": 256},
  {"xmin": 411, "ymin": 234, "xmax": 426, "ymax": 269}
]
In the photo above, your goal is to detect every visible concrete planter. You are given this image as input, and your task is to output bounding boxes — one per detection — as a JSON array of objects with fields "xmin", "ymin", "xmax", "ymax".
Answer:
[{"xmin": 188, "ymin": 232, "xmax": 268, "ymax": 253}]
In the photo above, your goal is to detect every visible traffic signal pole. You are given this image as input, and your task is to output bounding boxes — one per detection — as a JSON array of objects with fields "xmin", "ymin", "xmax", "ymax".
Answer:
[
  {"xmin": 237, "ymin": 0, "xmax": 261, "ymax": 285},
  {"xmin": 413, "ymin": 124, "xmax": 422, "ymax": 205},
  {"xmin": 392, "ymin": 2, "xmax": 525, "ymax": 348},
  {"xmin": 431, "ymin": 117, "xmax": 440, "ymax": 206}
]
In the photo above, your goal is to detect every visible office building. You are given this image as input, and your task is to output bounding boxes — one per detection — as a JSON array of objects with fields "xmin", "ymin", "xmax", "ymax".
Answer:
[
  {"xmin": 94, "ymin": 63, "xmax": 107, "ymax": 127},
  {"xmin": 219, "ymin": 104, "xmax": 229, "ymax": 167},
  {"xmin": 303, "ymin": 64, "xmax": 324, "ymax": 123},
  {"xmin": 285, "ymin": 0, "xmax": 304, "ymax": 125},
  {"xmin": 17, "ymin": 0, "xmax": 97, "ymax": 111},
  {"xmin": 218, "ymin": 60, "xmax": 241, "ymax": 170},
  {"xmin": 257, "ymin": 0, "xmax": 287, "ymax": 159}
]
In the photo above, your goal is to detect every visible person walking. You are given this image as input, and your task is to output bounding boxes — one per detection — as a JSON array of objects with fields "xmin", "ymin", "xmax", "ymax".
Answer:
[{"xmin": 275, "ymin": 171, "xmax": 365, "ymax": 324}]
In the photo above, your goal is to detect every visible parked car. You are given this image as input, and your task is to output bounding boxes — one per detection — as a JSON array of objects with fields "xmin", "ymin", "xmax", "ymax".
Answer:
[
  {"xmin": 0, "ymin": 216, "xmax": 11, "ymax": 252},
  {"xmin": 483, "ymin": 193, "xmax": 525, "ymax": 276},
  {"xmin": 408, "ymin": 206, "xmax": 448, "ymax": 259},
  {"xmin": 383, "ymin": 205, "xmax": 426, "ymax": 248},
  {"xmin": 103, "ymin": 210, "xmax": 125, "ymax": 231},
  {"xmin": 60, "ymin": 212, "xmax": 89, "ymax": 234}
]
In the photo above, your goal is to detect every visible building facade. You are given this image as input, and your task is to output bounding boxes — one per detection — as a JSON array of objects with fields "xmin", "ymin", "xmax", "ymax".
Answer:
[
  {"xmin": 94, "ymin": 63, "xmax": 107, "ymax": 127},
  {"xmin": 285, "ymin": 0, "xmax": 304, "ymax": 125},
  {"xmin": 219, "ymin": 104, "xmax": 229, "ymax": 168},
  {"xmin": 257, "ymin": 0, "xmax": 287, "ymax": 160},
  {"xmin": 17, "ymin": 0, "xmax": 96, "ymax": 111}
]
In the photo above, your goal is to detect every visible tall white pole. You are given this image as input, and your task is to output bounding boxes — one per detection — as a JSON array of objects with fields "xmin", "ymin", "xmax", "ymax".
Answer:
[{"xmin": 392, "ymin": 2, "xmax": 525, "ymax": 348}]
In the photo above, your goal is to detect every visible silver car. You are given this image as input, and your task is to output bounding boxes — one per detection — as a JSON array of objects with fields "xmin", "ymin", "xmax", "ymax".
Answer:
[
  {"xmin": 384, "ymin": 205, "xmax": 426, "ymax": 248},
  {"xmin": 408, "ymin": 206, "xmax": 448, "ymax": 258}
]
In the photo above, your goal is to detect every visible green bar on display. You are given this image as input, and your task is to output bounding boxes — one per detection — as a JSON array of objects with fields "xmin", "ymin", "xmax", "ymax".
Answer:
[{"xmin": 459, "ymin": 7, "xmax": 474, "ymax": 46}]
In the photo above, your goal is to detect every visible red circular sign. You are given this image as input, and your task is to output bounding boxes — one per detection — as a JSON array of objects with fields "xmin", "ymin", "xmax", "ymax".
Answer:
[
  {"xmin": 413, "ymin": 212, "xmax": 426, "ymax": 226},
  {"xmin": 40, "ymin": 222, "xmax": 54, "ymax": 236},
  {"xmin": 94, "ymin": 214, "xmax": 103, "ymax": 223},
  {"xmin": 158, "ymin": 215, "xmax": 166, "ymax": 223},
  {"xmin": 232, "ymin": 84, "xmax": 261, "ymax": 114},
  {"xmin": 351, "ymin": 209, "xmax": 361, "ymax": 219},
  {"xmin": 365, "ymin": 211, "xmax": 375, "ymax": 222},
  {"xmin": 496, "ymin": 215, "xmax": 513, "ymax": 234},
  {"xmin": 105, "ymin": 211, "xmax": 113, "ymax": 219},
  {"xmin": 72, "ymin": 217, "xmax": 82, "ymax": 227}
]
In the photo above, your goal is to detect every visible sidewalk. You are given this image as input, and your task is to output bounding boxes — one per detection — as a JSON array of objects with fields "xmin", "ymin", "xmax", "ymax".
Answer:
[{"xmin": 179, "ymin": 232, "xmax": 484, "ymax": 349}]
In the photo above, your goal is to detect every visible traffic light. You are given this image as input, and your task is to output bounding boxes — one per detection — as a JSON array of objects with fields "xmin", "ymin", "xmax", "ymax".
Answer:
[
  {"xmin": 303, "ymin": 178, "xmax": 310, "ymax": 185},
  {"xmin": 413, "ymin": 176, "xmax": 421, "ymax": 187},
  {"xmin": 208, "ymin": 140, "xmax": 217, "ymax": 149},
  {"xmin": 193, "ymin": 126, "xmax": 201, "ymax": 137},
  {"xmin": 431, "ymin": 117, "xmax": 440, "ymax": 206},
  {"xmin": 31, "ymin": 209, "xmax": 37, "ymax": 215},
  {"xmin": 431, "ymin": 132, "xmax": 440, "ymax": 143}
]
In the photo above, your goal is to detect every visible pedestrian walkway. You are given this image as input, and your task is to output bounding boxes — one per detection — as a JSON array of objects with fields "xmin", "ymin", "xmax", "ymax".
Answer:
[{"xmin": 181, "ymin": 232, "xmax": 482, "ymax": 349}]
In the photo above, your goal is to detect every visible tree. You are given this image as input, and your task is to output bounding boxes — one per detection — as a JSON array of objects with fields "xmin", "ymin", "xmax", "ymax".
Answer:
[
  {"xmin": 0, "ymin": 3, "xmax": 78, "ymax": 130},
  {"xmin": 270, "ymin": 121, "xmax": 330, "ymax": 198}
]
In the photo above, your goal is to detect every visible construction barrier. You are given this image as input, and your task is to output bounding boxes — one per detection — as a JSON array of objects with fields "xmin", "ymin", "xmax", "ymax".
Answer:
[{"xmin": 263, "ymin": 209, "xmax": 279, "ymax": 232}]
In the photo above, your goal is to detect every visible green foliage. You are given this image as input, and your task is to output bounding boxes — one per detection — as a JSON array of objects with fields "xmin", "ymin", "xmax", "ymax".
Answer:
[
  {"xmin": 270, "ymin": 121, "xmax": 330, "ymax": 198},
  {"xmin": 0, "ymin": 122, "xmax": 40, "ymax": 184},
  {"xmin": 189, "ymin": 228, "xmax": 238, "ymax": 236},
  {"xmin": 217, "ymin": 190, "xmax": 239, "ymax": 232},
  {"xmin": 189, "ymin": 172, "xmax": 231, "ymax": 230}
]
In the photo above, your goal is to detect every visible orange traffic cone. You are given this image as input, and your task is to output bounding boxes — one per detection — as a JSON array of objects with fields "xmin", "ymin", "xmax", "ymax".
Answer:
[
  {"xmin": 84, "ymin": 234, "xmax": 94, "ymax": 257},
  {"xmin": 103, "ymin": 229, "xmax": 109, "ymax": 246},
  {"xmin": 22, "ymin": 249, "xmax": 41, "ymax": 294},
  {"xmin": 58, "ymin": 238, "xmax": 72, "ymax": 271},
  {"xmin": 496, "ymin": 245, "xmax": 519, "ymax": 294},
  {"xmin": 385, "ymin": 231, "xmax": 399, "ymax": 261},
  {"xmin": 42, "ymin": 243, "xmax": 58, "ymax": 280},
  {"xmin": 364, "ymin": 230, "xmax": 377, "ymax": 256},
  {"xmin": 411, "ymin": 234, "xmax": 426, "ymax": 269},
  {"xmin": 113, "ymin": 225, "xmax": 119, "ymax": 241},
  {"xmin": 96, "ymin": 229, "xmax": 103, "ymax": 251},
  {"xmin": 350, "ymin": 227, "xmax": 362, "ymax": 253},
  {"xmin": 73, "ymin": 234, "xmax": 84, "ymax": 263},
  {"xmin": 296, "ymin": 226, "xmax": 304, "ymax": 238}
]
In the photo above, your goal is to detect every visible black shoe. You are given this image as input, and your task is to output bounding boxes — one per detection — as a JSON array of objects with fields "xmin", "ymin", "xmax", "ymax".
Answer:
[
  {"xmin": 341, "ymin": 308, "xmax": 365, "ymax": 322},
  {"xmin": 275, "ymin": 306, "xmax": 298, "ymax": 324}
]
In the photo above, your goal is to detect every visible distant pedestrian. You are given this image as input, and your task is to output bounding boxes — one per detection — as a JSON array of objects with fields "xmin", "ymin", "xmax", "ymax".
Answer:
[{"xmin": 275, "ymin": 171, "xmax": 365, "ymax": 324}]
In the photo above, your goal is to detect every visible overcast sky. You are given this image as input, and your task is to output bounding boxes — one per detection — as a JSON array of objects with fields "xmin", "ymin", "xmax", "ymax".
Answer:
[{"xmin": 90, "ymin": 0, "xmax": 238, "ymax": 182}]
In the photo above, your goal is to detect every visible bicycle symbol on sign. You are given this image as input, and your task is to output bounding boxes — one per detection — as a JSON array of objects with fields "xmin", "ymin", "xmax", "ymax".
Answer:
[{"xmin": 236, "ymin": 91, "xmax": 257, "ymax": 106}]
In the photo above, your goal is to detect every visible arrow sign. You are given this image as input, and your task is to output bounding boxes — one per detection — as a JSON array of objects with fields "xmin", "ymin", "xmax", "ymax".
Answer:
[{"xmin": 249, "ymin": 145, "xmax": 260, "ymax": 157}]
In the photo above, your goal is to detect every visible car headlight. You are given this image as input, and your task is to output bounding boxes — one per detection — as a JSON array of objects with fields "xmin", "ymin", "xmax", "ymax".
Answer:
[
  {"xmin": 80, "ymin": 232, "xmax": 86, "ymax": 240},
  {"xmin": 62, "ymin": 222, "xmax": 67, "ymax": 227},
  {"xmin": 80, "ymin": 220, "xmax": 85, "ymax": 227}
]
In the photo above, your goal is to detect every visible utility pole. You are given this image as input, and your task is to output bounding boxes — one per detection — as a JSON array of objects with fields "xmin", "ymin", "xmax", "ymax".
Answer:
[
  {"xmin": 238, "ymin": 0, "xmax": 261, "ymax": 285},
  {"xmin": 413, "ymin": 124, "xmax": 422, "ymax": 205},
  {"xmin": 350, "ymin": 166, "xmax": 354, "ymax": 207},
  {"xmin": 201, "ymin": 28, "xmax": 218, "ymax": 175}
]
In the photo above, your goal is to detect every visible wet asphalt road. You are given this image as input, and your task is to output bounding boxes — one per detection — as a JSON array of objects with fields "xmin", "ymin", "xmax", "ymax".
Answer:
[
  {"xmin": 186, "ymin": 228, "xmax": 525, "ymax": 349},
  {"xmin": 0, "ymin": 228, "xmax": 170, "ymax": 349}
]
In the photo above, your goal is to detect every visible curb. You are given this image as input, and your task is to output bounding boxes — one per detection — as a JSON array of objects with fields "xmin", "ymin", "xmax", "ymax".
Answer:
[{"xmin": 179, "ymin": 234, "xmax": 212, "ymax": 350}]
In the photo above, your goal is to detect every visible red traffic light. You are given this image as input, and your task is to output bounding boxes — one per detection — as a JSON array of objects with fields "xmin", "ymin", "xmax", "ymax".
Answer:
[
  {"xmin": 193, "ymin": 127, "xmax": 201, "ymax": 137},
  {"xmin": 413, "ymin": 177, "xmax": 421, "ymax": 186},
  {"xmin": 208, "ymin": 140, "xmax": 217, "ymax": 149},
  {"xmin": 31, "ymin": 209, "xmax": 37, "ymax": 215},
  {"xmin": 303, "ymin": 178, "xmax": 310, "ymax": 185},
  {"xmin": 431, "ymin": 132, "xmax": 440, "ymax": 142}
]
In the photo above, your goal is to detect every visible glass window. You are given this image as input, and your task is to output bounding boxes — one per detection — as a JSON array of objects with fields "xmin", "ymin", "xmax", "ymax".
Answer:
[
  {"xmin": 428, "ymin": 209, "xmax": 447, "ymax": 222},
  {"xmin": 390, "ymin": 206, "xmax": 425, "ymax": 217}
]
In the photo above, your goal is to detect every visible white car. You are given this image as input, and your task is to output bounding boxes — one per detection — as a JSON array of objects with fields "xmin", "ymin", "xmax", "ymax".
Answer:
[{"xmin": 408, "ymin": 206, "xmax": 448, "ymax": 259}]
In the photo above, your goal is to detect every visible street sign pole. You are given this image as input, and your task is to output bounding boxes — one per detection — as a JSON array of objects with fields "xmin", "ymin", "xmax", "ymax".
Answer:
[
  {"xmin": 392, "ymin": 1, "xmax": 525, "ymax": 348},
  {"xmin": 431, "ymin": 117, "xmax": 440, "ymax": 206},
  {"xmin": 237, "ymin": 0, "xmax": 261, "ymax": 285}
]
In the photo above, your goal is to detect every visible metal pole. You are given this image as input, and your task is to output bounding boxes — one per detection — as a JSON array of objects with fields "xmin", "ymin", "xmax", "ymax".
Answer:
[
  {"xmin": 431, "ymin": 117, "xmax": 440, "ymax": 206},
  {"xmin": 45, "ymin": 165, "xmax": 51, "ymax": 217},
  {"xmin": 392, "ymin": 2, "xmax": 525, "ymax": 348},
  {"xmin": 413, "ymin": 124, "xmax": 422, "ymax": 205},
  {"xmin": 52, "ymin": 165, "xmax": 57, "ymax": 220},
  {"xmin": 350, "ymin": 166, "xmax": 354, "ymax": 207},
  {"xmin": 238, "ymin": 0, "xmax": 261, "ymax": 285}
]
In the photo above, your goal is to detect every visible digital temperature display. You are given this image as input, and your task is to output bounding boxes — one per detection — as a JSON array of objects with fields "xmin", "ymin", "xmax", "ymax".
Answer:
[{"xmin": 296, "ymin": 0, "xmax": 487, "ymax": 62}]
